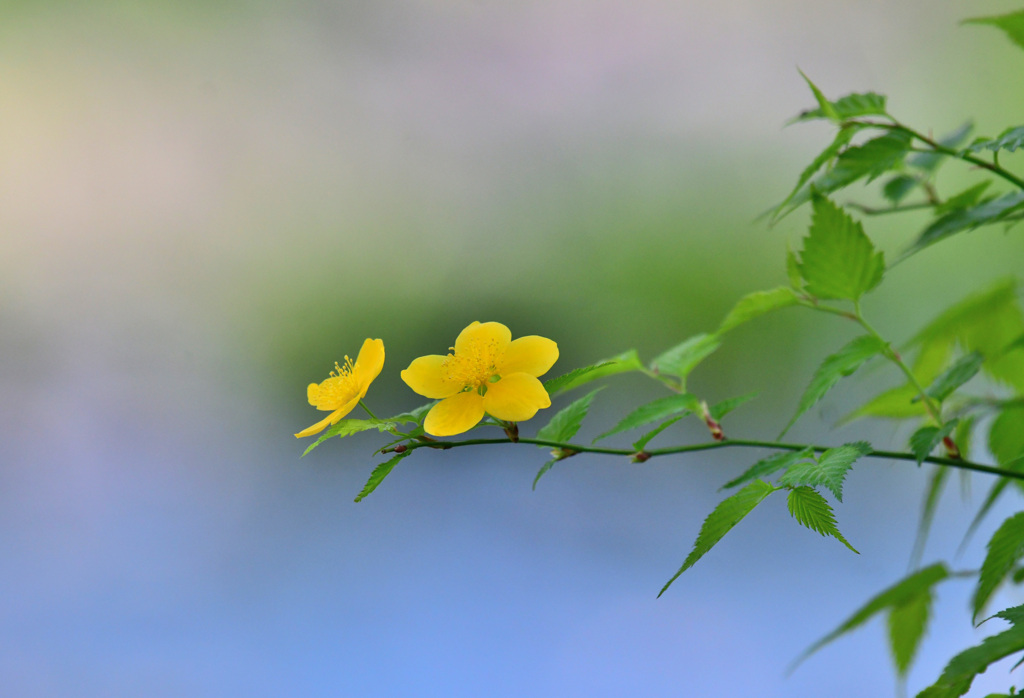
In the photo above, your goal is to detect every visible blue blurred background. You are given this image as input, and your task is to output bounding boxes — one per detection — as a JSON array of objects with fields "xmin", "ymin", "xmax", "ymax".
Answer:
[{"xmin": 3, "ymin": 1, "xmax": 1024, "ymax": 695}]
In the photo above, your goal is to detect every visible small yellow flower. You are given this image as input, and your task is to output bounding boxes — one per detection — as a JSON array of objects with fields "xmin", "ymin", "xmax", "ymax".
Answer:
[
  {"xmin": 295, "ymin": 338, "xmax": 385, "ymax": 438},
  {"xmin": 401, "ymin": 321, "xmax": 558, "ymax": 436}
]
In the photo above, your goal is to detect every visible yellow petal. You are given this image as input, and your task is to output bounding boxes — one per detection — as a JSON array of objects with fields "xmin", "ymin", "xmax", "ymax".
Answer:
[
  {"xmin": 498, "ymin": 335, "xmax": 559, "ymax": 377},
  {"xmin": 454, "ymin": 321, "xmax": 511, "ymax": 357},
  {"xmin": 294, "ymin": 401, "xmax": 358, "ymax": 438},
  {"xmin": 483, "ymin": 372, "xmax": 551, "ymax": 422},
  {"xmin": 424, "ymin": 392, "xmax": 486, "ymax": 436},
  {"xmin": 306, "ymin": 382, "xmax": 320, "ymax": 406},
  {"xmin": 402, "ymin": 354, "xmax": 463, "ymax": 399},
  {"xmin": 353, "ymin": 338, "xmax": 385, "ymax": 388}
]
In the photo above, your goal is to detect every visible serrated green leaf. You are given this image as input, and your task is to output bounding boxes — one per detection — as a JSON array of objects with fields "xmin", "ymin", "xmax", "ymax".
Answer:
[
  {"xmin": 632, "ymin": 416, "xmax": 682, "ymax": 452},
  {"xmin": 815, "ymin": 130, "xmax": 913, "ymax": 190},
  {"xmin": 773, "ymin": 127, "xmax": 858, "ymax": 220},
  {"xmin": 910, "ymin": 466, "xmax": 951, "ymax": 570},
  {"xmin": 883, "ymin": 174, "xmax": 919, "ymax": 203},
  {"xmin": 974, "ymin": 512, "xmax": 1024, "ymax": 623},
  {"xmin": 908, "ymin": 191, "xmax": 1024, "ymax": 255},
  {"xmin": 354, "ymin": 452, "xmax": 409, "ymax": 502},
  {"xmin": 778, "ymin": 441, "xmax": 871, "ymax": 502},
  {"xmin": 908, "ymin": 122, "xmax": 973, "ymax": 172},
  {"xmin": 718, "ymin": 287, "xmax": 800, "ymax": 333},
  {"xmin": 543, "ymin": 351, "xmax": 644, "ymax": 397},
  {"xmin": 532, "ymin": 458, "xmax": 559, "ymax": 490},
  {"xmin": 795, "ymin": 563, "xmax": 949, "ymax": 671},
  {"xmin": 787, "ymin": 486, "xmax": 858, "ymax": 553},
  {"xmin": 536, "ymin": 388, "xmax": 601, "ymax": 444},
  {"xmin": 923, "ymin": 353, "xmax": 984, "ymax": 403},
  {"xmin": 594, "ymin": 393, "xmax": 699, "ymax": 443},
  {"xmin": 709, "ymin": 391, "xmax": 758, "ymax": 421},
  {"xmin": 790, "ymin": 88, "xmax": 888, "ymax": 123},
  {"xmin": 888, "ymin": 588, "xmax": 933, "ymax": 677},
  {"xmin": 917, "ymin": 621, "xmax": 1024, "ymax": 698},
  {"xmin": 303, "ymin": 418, "xmax": 401, "ymax": 456},
  {"xmin": 910, "ymin": 421, "xmax": 959, "ymax": 466},
  {"xmin": 658, "ymin": 480, "xmax": 775, "ymax": 597},
  {"xmin": 798, "ymin": 195, "xmax": 885, "ymax": 301},
  {"xmin": 935, "ymin": 181, "xmax": 992, "ymax": 217},
  {"xmin": 651, "ymin": 333, "xmax": 721, "ymax": 386},
  {"xmin": 781, "ymin": 334, "xmax": 887, "ymax": 437},
  {"xmin": 721, "ymin": 448, "xmax": 815, "ymax": 490},
  {"xmin": 964, "ymin": 10, "xmax": 1024, "ymax": 53},
  {"xmin": 967, "ymin": 126, "xmax": 1024, "ymax": 155}
]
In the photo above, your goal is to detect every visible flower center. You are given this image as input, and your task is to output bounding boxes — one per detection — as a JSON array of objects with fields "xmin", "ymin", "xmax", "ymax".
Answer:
[
  {"xmin": 315, "ymin": 356, "xmax": 360, "ymax": 407},
  {"xmin": 441, "ymin": 338, "xmax": 502, "ymax": 390}
]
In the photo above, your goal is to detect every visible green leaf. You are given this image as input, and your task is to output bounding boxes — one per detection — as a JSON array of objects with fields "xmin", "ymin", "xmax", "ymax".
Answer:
[
  {"xmin": 798, "ymin": 195, "xmax": 885, "ymax": 301},
  {"xmin": 974, "ymin": 512, "xmax": 1024, "ymax": 623},
  {"xmin": 594, "ymin": 393, "xmax": 699, "ymax": 442},
  {"xmin": 908, "ymin": 122, "xmax": 973, "ymax": 172},
  {"xmin": 967, "ymin": 126, "xmax": 1024, "ymax": 155},
  {"xmin": 721, "ymin": 447, "xmax": 815, "ymax": 490},
  {"xmin": 959, "ymin": 461, "xmax": 1024, "ymax": 558},
  {"xmin": 910, "ymin": 421, "xmax": 959, "ymax": 466},
  {"xmin": 908, "ymin": 190, "xmax": 1024, "ymax": 255},
  {"xmin": 536, "ymin": 388, "xmax": 602, "ymax": 444},
  {"xmin": 888, "ymin": 587, "xmax": 933, "ymax": 677},
  {"xmin": 386, "ymin": 402, "xmax": 435, "ymax": 425},
  {"xmin": 781, "ymin": 334, "xmax": 887, "ymax": 437},
  {"xmin": 786, "ymin": 486, "xmax": 859, "ymax": 553},
  {"xmin": 990, "ymin": 408, "xmax": 1024, "ymax": 467},
  {"xmin": 935, "ymin": 181, "xmax": 992, "ymax": 217},
  {"xmin": 790, "ymin": 87, "xmax": 888, "ymax": 123},
  {"xmin": 303, "ymin": 418, "xmax": 401, "ymax": 456},
  {"xmin": 632, "ymin": 416, "xmax": 682, "ymax": 452},
  {"xmin": 815, "ymin": 130, "xmax": 913, "ymax": 191},
  {"xmin": 843, "ymin": 339, "xmax": 951, "ymax": 423},
  {"xmin": 354, "ymin": 452, "xmax": 409, "ymax": 502},
  {"xmin": 910, "ymin": 466, "xmax": 950, "ymax": 570},
  {"xmin": 786, "ymin": 245, "xmax": 804, "ymax": 289},
  {"xmin": 917, "ymin": 620, "xmax": 1024, "ymax": 698},
  {"xmin": 531, "ymin": 459, "xmax": 559, "ymax": 490},
  {"xmin": 658, "ymin": 480, "xmax": 775, "ymax": 597},
  {"xmin": 778, "ymin": 441, "xmax": 871, "ymax": 502},
  {"xmin": 796, "ymin": 70, "xmax": 839, "ymax": 122},
  {"xmin": 543, "ymin": 350, "xmax": 645, "ymax": 397},
  {"xmin": 773, "ymin": 126, "xmax": 858, "ymax": 220},
  {"xmin": 964, "ymin": 10, "xmax": 1024, "ymax": 53},
  {"xmin": 709, "ymin": 391, "xmax": 758, "ymax": 421},
  {"xmin": 909, "ymin": 279, "xmax": 1024, "ymax": 393},
  {"xmin": 651, "ymin": 333, "xmax": 721, "ymax": 386},
  {"xmin": 795, "ymin": 563, "xmax": 949, "ymax": 670},
  {"xmin": 717, "ymin": 287, "xmax": 800, "ymax": 333},
  {"xmin": 883, "ymin": 175, "xmax": 919, "ymax": 204},
  {"xmin": 923, "ymin": 352, "xmax": 984, "ymax": 403}
]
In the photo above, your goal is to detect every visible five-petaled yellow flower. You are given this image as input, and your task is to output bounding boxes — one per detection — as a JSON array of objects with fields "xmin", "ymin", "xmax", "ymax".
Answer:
[
  {"xmin": 401, "ymin": 321, "xmax": 558, "ymax": 436},
  {"xmin": 295, "ymin": 338, "xmax": 385, "ymax": 438}
]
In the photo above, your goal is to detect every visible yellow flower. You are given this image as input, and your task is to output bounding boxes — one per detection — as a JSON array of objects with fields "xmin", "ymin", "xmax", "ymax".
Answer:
[
  {"xmin": 295, "ymin": 338, "xmax": 385, "ymax": 438},
  {"xmin": 401, "ymin": 321, "xmax": 558, "ymax": 436}
]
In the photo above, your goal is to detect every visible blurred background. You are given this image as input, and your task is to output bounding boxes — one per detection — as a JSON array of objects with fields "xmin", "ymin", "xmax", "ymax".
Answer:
[{"xmin": 3, "ymin": 0, "xmax": 1024, "ymax": 695}]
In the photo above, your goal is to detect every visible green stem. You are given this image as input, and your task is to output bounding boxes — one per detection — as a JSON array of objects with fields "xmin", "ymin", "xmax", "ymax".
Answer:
[
  {"xmin": 852, "ymin": 301, "xmax": 943, "ymax": 426},
  {"xmin": 359, "ymin": 400, "xmax": 378, "ymax": 420},
  {"xmin": 395, "ymin": 435, "xmax": 1024, "ymax": 482},
  {"xmin": 848, "ymin": 119, "xmax": 1024, "ymax": 191}
]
